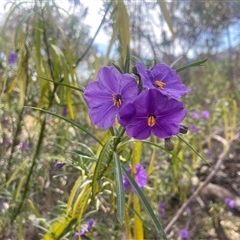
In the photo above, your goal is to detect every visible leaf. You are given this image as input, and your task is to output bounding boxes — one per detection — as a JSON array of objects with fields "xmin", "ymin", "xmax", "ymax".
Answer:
[
  {"xmin": 124, "ymin": 46, "xmax": 130, "ymax": 74},
  {"xmin": 157, "ymin": 0, "xmax": 174, "ymax": 36},
  {"xmin": 14, "ymin": 12, "xmax": 34, "ymax": 49},
  {"xmin": 118, "ymin": 139, "xmax": 182, "ymax": 162},
  {"xmin": 121, "ymin": 167, "xmax": 168, "ymax": 240},
  {"xmin": 111, "ymin": 63, "xmax": 123, "ymax": 74},
  {"xmin": 92, "ymin": 136, "xmax": 115, "ymax": 200},
  {"xmin": 114, "ymin": 0, "xmax": 130, "ymax": 65},
  {"xmin": 104, "ymin": 25, "xmax": 118, "ymax": 66},
  {"xmin": 176, "ymin": 59, "xmax": 208, "ymax": 72},
  {"xmin": 27, "ymin": 107, "xmax": 102, "ymax": 146},
  {"xmin": 113, "ymin": 153, "xmax": 125, "ymax": 223},
  {"xmin": 66, "ymin": 88, "xmax": 74, "ymax": 119},
  {"xmin": 67, "ymin": 150, "xmax": 96, "ymax": 161},
  {"xmin": 177, "ymin": 135, "xmax": 210, "ymax": 165},
  {"xmin": 37, "ymin": 76, "xmax": 84, "ymax": 92},
  {"xmin": 170, "ymin": 56, "xmax": 182, "ymax": 68}
]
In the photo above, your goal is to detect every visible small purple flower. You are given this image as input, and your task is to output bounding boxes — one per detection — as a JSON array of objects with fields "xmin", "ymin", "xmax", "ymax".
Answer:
[
  {"xmin": 179, "ymin": 229, "xmax": 189, "ymax": 239},
  {"xmin": 225, "ymin": 198, "xmax": 235, "ymax": 208},
  {"xmin": 21, "ymin": 142, "xmax": 29, "ymax": 151},
  {"xmin": 190, "ymin": 125, "xmax": 199, "ymax": 134},
  {"xmin": 118, "ymin": 89, "xmax": 187, "ymax": 140},
  {"xmin": 122, "ymin": 164, "xmax": 148, "ymax": 191},
  {"xmin": 84, "ymin": 66, "xmax": 139, "ymax": 129},
  {"xmin": 75, "ymin": 218, "xmax": 94, "ymax": 237},
  {"xmin": 8, "ymin": 52, "xmax": 18, "ymax": 65},
  {"xmin": 160, "ymin": 202, "xmax": 165, "ymax": 218},
  {"xmin": 190, "ymin": 111, "xmax": 200, "ymax": 119},
  {"xmin": 186, "ymin": 207, "xmax": 191, "ymax": 214},
  {"xmin": 201, "ymin": 110, "xmax": 210, "ymax": 120},
  {"xmin": 62, "ymin": 106, "xmax": 68, "ymax": 117},
  {"xmin": 4, "ymin": 139, "xmax": 12, "ymax": 146},
  {"xmin": 54, "ymin": 162, "xmax": 66, "ymax": 169},
  {"xmin": 135, "ymin": 61, "xmax": 190, "ymax": 99}
]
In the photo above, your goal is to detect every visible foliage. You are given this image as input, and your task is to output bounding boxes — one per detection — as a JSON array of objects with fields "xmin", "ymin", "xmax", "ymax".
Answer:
[{"xmin": 0, "ymin": 1, "xmax": 240, "ymax": 240}]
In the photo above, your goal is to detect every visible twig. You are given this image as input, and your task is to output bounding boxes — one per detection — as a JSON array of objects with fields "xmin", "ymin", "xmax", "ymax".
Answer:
[{"xmin": 164, "ymin": 135, "xmax": 230, "ymax": 233}]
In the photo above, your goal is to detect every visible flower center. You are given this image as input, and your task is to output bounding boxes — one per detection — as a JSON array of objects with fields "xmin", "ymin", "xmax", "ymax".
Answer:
[
  {"xmin": 155, "ymin": 80, "xmax": 166, "ymax": 90},
  {"xmin": 112, "ymin": 93, "xmax": 122, "ymax": 108},
  {"xmin": 147, "ymin": 114, "xmax": 156, "ymax": 127}
]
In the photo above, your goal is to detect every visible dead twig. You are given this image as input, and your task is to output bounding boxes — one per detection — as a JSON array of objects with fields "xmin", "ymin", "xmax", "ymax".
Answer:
[{"xmin": 164, "ymin": 135, "xmax": 230, "ymax": 233}]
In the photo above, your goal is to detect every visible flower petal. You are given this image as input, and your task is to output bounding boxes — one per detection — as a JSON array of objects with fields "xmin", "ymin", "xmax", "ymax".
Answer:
[
  {"xmin": 118, "ymin": 103, "xmax": 136, "ymax": 126},
  {"xmin": 135, "ymin": 61, "xmax": 154, "ymax": 88},
  {"xmin": 135, "ymin": 164, "xmax": 148, "ymax": 188},
  {"xmin": 89, "ymin": 102, "xmax": 118, "ymax": 128},
  {"xmin": 153, "ymin": 122, "xmax": 180, "ymax": 138},
  {"xmin": 125, "ymin": 118, "xmax": 151, "ymax": 140},
  {"xmin": 97, "ymin": 66, "xmax": 121, "ymax": 93},
  {"xmin": 84, "ymin": 81, "xmax": 112, "ymax": 109},
  {"xmin": 119, "ymin": 74, "xmax": 139, "ymax": 99}
]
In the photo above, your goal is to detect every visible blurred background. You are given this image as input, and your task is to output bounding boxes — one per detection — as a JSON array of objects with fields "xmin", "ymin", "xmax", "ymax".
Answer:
[{"xmin": 0, "ymin": 0, "xmax": 240, "ymax": 239}]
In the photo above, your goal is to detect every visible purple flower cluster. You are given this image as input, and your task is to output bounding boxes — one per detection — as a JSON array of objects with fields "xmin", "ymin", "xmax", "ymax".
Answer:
[
  {"xmin": 84, "ymin": 62, "xmax": 190, "ymax": 140},
  {"xmin": 190, "ymin": 110, "xmax": 210, "ymax": 120},
  {"xmin": 122, "ymin": 164, "xmax": 148, "ymax": 191}
]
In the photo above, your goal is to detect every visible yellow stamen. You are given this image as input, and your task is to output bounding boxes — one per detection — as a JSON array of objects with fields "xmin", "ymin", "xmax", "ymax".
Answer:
[
  {"xmin": 155, "ymin": 80, "xmax": 166, "ymax": 90},
  {"xmin": 148, "ymin": 115, "xmax": 156, "ymax": 127},
  {"xmin": 112, "ymin": 93, "xmax": 122, "ymax": 108}
]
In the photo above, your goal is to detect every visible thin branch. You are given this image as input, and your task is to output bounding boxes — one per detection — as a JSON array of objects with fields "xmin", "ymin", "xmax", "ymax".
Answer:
[{"xmin": 164, "ymin": 135, "xmax": 230, "ymax": 233}]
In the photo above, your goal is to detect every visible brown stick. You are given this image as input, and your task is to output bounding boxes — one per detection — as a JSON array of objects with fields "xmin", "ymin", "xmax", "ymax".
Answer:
[{"xmin": 164, "ymin": 135, "xmax": 229, "ymax": 233}]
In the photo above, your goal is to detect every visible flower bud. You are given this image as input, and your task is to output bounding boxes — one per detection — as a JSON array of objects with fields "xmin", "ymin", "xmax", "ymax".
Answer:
[{"xmin": 164, "ymin": 138, "xmax": 174, "ymax": 151}]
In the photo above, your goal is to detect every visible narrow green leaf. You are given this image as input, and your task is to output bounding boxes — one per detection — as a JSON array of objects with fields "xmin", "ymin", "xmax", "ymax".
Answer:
[
  {"xmin": 115, "ymin": 0, "xmax": 130, "ymax": 64},
  {"xmin": 104, "ymin": 24, "xmax": 118, "ymax": 65},
  {"xmin": 176, "ymin": 59, "xmax": 208, "ymax": 72},
  {"xmin": 27, "ymin": 107, "xmax": 102, "ymax": 146},
  {"xmin": 177, "ymin": 135, "xmax": 210, "ymax": 165},
  {"xmin": 118, "ymin": 139, "xmax": 182, "ymax": 162},
  {"xmin": 113, "ymin": 153, "xmax": 125, "ymax": 223},
  {"xmin": 157, "ymin": 0, "xmax": 174, "ymax": 36},
  {"xmin": 121, "ymin": 167, "xmax": 168, "ymax": 240},
  {"xmin": 66, "ymin": 150, "xmax": 96, "ymax": 161},
  {"xmin": 124, "ymin": 46, "xmax": 130, "ymax": 73},
  {"xmin": 92, "ymin": 137, "xmax": 115, "ymax": 200},
  {"xmin": 37, "ymin": 76, "xmax": 84, "ymax": 92},
  {"xmin": 14, "ymin": 12, "xmax": 34, "ymax": 49},
  {"xmin": 170, "ymin": 56, "xmax": 182, "ymax": 68},
  {"xmin": 111, "ymin": 63, "xmax": 123, "ymax": 74}
]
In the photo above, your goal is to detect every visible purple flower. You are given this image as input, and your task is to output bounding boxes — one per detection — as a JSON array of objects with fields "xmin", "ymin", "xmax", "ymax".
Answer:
[
  {"xmin": 122, "ymin": 164, "xmax": 148, "ymax": 191},
  {"xmin": 179, "ymin": 229, "xmax": 189, "ymax": 239},
  {"xmin": 135, "ymin": 61, "xmax": 190, "ymax": 99},
  {"xmin": 160, "ymin": 202, "xmax": 165, "ymax": 218},
  {"xmin": 84, "ymin": 66, "xmax": 139, "ymax": 129},
  {"xmin": 190, "ymin": 125, "xmax": 199, "ymax": 134},
  {"xmin": 62, "ymin": 106, "xmax": 68, "ymax": 117},
  {"xmin": 54, "ymin": 162, "xmax": 66, "ymax": 169},
  {"xmin": 186, "ymin": 207, "xmax": 191, "ymax": 214},
  {"xmin": 118, "ymin": 89, "xmax": 187, "ymax": 140},
  {"xmin": 21, "ymin": 142, "xmax": 29, "ymax": 151},
  {"xmin": 190, "ymin": 111, "xmax": 200, "ymax": 119},
  {"xmin": 4, "ymin": 139, "xmax": 12, "ymax": 146},
  {"xmin": 8, "ymin": 52, "xmax": 17, "ymax": 65},
  {"xmin": 225, "ymin": 198, "xmax": 235, "ymax": 208},
  {"xmin": 201, "ymin": 110, "xmax": 210, "ymax": 119},
  {"xmin": 75, "ymin": 218, "xmax": 94, "ymax": 237}
]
